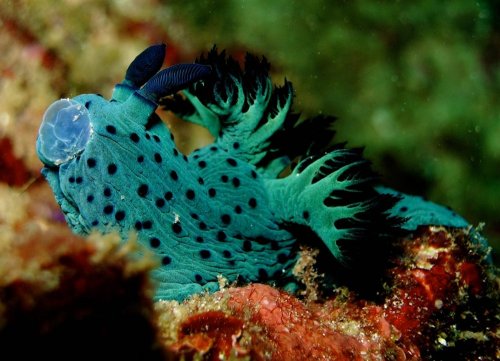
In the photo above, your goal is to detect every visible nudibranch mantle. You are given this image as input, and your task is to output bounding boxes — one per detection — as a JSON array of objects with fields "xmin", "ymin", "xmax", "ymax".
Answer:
[{"xmin": 37, "ymin": 44, "xmax": 481, "ymax": 300}]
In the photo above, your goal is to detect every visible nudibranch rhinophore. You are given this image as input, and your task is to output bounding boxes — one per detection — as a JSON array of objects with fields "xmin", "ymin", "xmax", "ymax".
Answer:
[{"xmin": 37, "ymin": 44, "xmax": 482, "ymax": 300}]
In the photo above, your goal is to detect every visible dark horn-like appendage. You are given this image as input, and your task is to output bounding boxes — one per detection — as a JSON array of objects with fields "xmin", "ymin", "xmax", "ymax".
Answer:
[
  {"xmin": 125, "ymin": 43, "xmax": 166, "ymax": 88},
  {"xmin": 139, "ymin": 63, "xmax": 211, "ymax": 102}
]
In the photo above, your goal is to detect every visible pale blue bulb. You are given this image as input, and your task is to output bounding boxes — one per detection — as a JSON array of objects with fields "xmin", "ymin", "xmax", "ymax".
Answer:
[{"xmin": 36, "ymin": 99, "xmax": 92, "ymax": 167}]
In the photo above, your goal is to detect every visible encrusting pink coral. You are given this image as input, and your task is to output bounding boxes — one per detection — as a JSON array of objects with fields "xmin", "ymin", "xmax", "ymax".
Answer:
[{"xmin": 226, "ymin": 284, "xmax": 408, "ymax": 361}]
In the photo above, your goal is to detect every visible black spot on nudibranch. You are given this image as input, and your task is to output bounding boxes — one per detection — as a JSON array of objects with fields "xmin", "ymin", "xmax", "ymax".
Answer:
[
  {"xmin": 69, "ymin": 176, "xmax": 75, "ymax": 183},
  {"xmin": 232, "ymin": 142, "xmax": 240, "ymax": 150},
  {"xmin": 196, "ymin": 236, "xmax": 204, "ymax": 243},
  {"xmin": 137, "ymin": 184, "xmax": 149, "ymax": 197},
  {"xmin": 130, "ymin": 133, "xmax": 140, "ymax": 143},
  {"xmin": 156, "ymin": 198, "xmax": 165, "ymax": 208},
  {"xmin": 145, "ymin": 133, "xmax": 151, "ymax": 140},
  {"xmin": 164, "ymin": 191, "xmax": 173, "ymax": 201},
  {"xmin": 107, "ymin": 164, "xmax": 117, "ymax": 175},
  {"xmin": 115, "ymin": 210, "xmax": 125, "ymax": 221},
  {"xmin": 200, "ymin": 250, "xmax": 211, "ymax": 259},
  {"xmin": 400, "ymin": 206, "xmax": 408, "ymax": 212},
  {"xmin": 234, "ymin": 205, "xmax": 242, "ymax": 214},
  {"xmin": 75, "ymin": 177, "xmax": 83, "ymax": 184},
  {"xmin": 303, "ymin": 211, "xmax": 310, "ymax": 220},
  {"xmin": 195, "ymin": 274, "xmax": 203, "ymax": 282},
  {"xmin": 208, "ymin": 188, "xmax": 216, "ymax": 198},
  {"xmin": 87, "ymin": 158, "xmax": 96, "ymax": 168},
  {"xmin": 248, "ymin": 198, "xmax": 257, "ymax": 208},
  {"xmin": 155, "ymin": 198, "xmax": 165, "ymax": 208},
  {"xmin": 172, "ymin": 222, "xmax": 182, "ymax": 234},
  {"xmin": 221, "ymin": 175, "xmax": 229, "ymax": 183},
  {"xmin": 150, "ymin": 237, "xmax": 160, "ymax": 248},
  {"xmin": 198, "ymin": 160, "xmax": 207, "ymax": 168},
  {"xmin": 153, "ymin": 135, "xmax": 160, "ymax": 142},
  {"xmin": 103, "ymin": 205, "xmax": 114, "ymax": 215},
  {"xmin": 87, "ymin": 195, "xmax": 94, "ymax": 203},
  {"xmin": 173, "ymin": 149, "xmax": 179, "ymax": 157},
  {"xmin": 232, "ymin": 177, "xmax": 240, "ymax": 187},
  {"xmin": 223, "ymin": 250, "xmax": 231, "ymax": 258},
  {"xmin": 186, "ymin": 189, "xmax": 195, "ymax": 200},
  {"xmin": 134, "ymin": 221, "xmax": 142, "ymax": 230},
  {"xmin": 106, "ymin": 125, "xmax": 116, "ymax": 134},
  {"xmin": 221, "ymin": 214, "xmax": 231, "ymax": 225},
  {"xmin": 162, "ymin": 256, "xmax": 171, "ymax": 265},
  {"xmin": 143, "ymin": 220, "xmax": 153, "ymax": 229},
  {"xmin": 137, "ymin": 155, "xmax": 144, "ymax": 163},
  {"xmin": 251, "ymin": 170, "xmax": 257, "ymax": 179},
  {"xmin": 170, "ymin": 170, "xmax": 178, "ymax": 181},
  {"xmin": 258, "ymin": 268, "xmax": 268, "ymax": 280},
  {"xmin": 243, "ymin": 240, "xmax": 252, "ymax": 251},
  {"xmin": 217, "ymin": 230, "xmax": 227, "ymax": 242},
  {"xmin": 103, "ymin": 188, "xmax": 111, "ymax": 197},
  {"xmin": 226, "ymin": 158, "xmax": 237, "ymax": 167},
  {"xmin": 154, "ymin": 153, "xmax": 162, "ymax": 163},
  {"xmin": 198, "ymin": 222, "xmax": 207, "ymax": 230}
]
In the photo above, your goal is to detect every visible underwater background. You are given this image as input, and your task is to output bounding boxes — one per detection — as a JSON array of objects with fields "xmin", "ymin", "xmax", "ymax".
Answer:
[{"xmin": 0, "ymin": 0, "xmax": 498, "ymax": 263}]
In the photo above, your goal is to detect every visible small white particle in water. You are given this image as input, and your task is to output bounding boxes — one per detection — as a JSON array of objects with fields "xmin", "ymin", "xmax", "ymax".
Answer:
[
  {"xmin": 174, "ymin": 213, "xmax": 180, "ymax": 223},
  {"xmin": 434, "ymin": 299, "xmax": 443, "ymax": 309},
  {"xmin": 437, "ymin": 337, "xmax": 447, "ymax": 346}
]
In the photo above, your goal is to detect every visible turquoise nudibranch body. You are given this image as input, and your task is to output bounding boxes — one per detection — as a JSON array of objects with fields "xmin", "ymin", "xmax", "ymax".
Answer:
[{"xmin": 36, "ymin": 44, "xmax": 480, "ymax": 300}]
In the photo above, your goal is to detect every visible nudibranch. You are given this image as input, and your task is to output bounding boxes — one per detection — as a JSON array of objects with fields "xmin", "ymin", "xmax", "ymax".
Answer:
[{"xmin": 37, "ymin": 44, "xmax": 479, "ymax": 300}]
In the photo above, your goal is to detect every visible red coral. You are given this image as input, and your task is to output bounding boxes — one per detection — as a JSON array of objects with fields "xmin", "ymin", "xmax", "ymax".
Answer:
[
  {"xmin": 165, "ymin": 227, "xmax": 496, "ymax": 361},
  {"xmin": 383, "ymin": 228, "xmax": 486, "ymax": 349},
  {"xmin": 0, "ymin": 137, "xmax": 31, "ymax": 186},
  {"xmin": 171, "ymin": 311, "xmax": 247, "ymax": 360}
]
